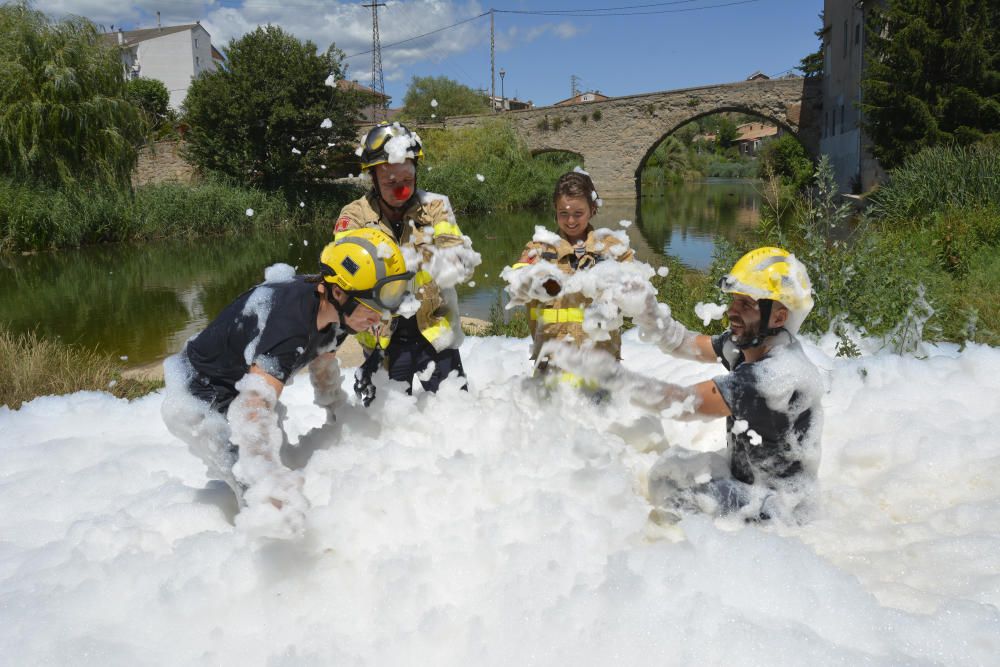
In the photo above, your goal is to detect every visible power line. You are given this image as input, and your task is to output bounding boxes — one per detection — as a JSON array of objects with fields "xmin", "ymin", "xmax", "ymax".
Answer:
[
  {"xmin": 495, "ymin": 0, "xmax": 764, "ymax": 18},
  {"xmin": 346, "ymin": 11, "xmax": 489, "ymax": 58},
  {"xmin": 500, "ymin": 0, "xmax": 701, "ymax": 14},
  {"xmin": 345, "ymin": 0, "xmax": 765, "ymax": 59}
]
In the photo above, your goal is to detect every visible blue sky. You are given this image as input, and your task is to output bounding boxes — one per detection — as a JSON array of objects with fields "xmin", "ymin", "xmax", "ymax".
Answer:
[{"xmin": 39, "ymin": 0, "xmax": 824, "ymax": 107}]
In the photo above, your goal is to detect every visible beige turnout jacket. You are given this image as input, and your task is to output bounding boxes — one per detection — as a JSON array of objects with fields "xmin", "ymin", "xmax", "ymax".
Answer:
[
  {"xmin": 335, "ymin": 190, "xmax": 464, "ymax": 352},
  {"xmin": 514, "ymin": 224, "xmax": 634, "ymax": 362}
]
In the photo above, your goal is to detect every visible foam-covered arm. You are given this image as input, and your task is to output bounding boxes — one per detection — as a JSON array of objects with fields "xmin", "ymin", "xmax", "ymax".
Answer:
[
  {"xmin": 502, "ymin": 261, "xmax": 565, "ymax": 306},
  {"xmin": 309, "ymin": 352, "xmax": 346, "ymax": 422},
  {"xmin": 228, "ymin": 373, "xmax": 307, "ymax": 518},
  {"xmin": 636, "ymin": 299, "xmax": 701, "ymax": 358},
  {"xmin": 424, "ymin": 241, "xmax": 481, "ymax": 288}
]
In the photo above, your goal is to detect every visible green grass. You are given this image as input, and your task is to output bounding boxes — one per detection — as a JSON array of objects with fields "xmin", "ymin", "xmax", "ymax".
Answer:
[
  {"xmin": 0, "ymin": 175, "xmax": 364, "ymax": 252},
  {"xmin": 0, "ymin": 327, "xmax": 163, "ymax": 410}
]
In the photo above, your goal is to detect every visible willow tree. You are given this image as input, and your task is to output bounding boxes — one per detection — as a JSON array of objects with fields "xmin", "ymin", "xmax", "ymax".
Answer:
[{"xmin": 0, "ymin": 2, "xmax": 144, "ymax": 187}]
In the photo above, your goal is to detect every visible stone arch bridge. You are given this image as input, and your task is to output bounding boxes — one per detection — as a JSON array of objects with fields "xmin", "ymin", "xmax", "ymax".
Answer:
[{"xmin": 444, "ymin": 77, "xmax": 822, "ymax": 198}]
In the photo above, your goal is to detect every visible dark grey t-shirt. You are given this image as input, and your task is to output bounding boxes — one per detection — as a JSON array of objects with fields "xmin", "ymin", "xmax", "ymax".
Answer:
[
  {"xmin": 711, "ymin": 331, "xmax": 823, "ymax": 486},
  {"xmin": 185, "ymin": 276, "xmax": 346, "ymax": 411}
]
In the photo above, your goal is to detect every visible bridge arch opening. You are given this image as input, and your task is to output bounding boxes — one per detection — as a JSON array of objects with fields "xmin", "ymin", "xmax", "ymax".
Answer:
[{"xmin": 635, "ymin": 106, "xmax": 811, "ymax": 200}]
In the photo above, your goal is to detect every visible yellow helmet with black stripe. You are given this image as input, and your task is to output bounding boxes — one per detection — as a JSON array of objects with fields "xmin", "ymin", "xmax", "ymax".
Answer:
[{"xmin": 319, "ymin": 229, "xmax": 413, "ymax": 314}]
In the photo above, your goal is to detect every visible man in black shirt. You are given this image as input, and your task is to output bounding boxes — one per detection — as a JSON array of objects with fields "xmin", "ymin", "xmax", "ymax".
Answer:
[
  {"xmin": 162, "ymin": 229, "xmax": 412, "ymax": 530},
  {"xmin": 634, "ymin": 247, "xmax": 823, "ymax": 522}
]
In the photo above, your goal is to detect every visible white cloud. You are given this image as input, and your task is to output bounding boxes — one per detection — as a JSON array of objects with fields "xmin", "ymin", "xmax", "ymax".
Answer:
[
  {"xmin": 496, "ymin": 21, "xmax": 585, "ymax": 52},
  {"xmin": 37, "ymin": 0, "xmax": 215, "ymax": 32},
  {"xmin": 552, "ymin": 22, "xmax": 580, "ymax": 40},
  {"xmin": 31, "ymin": 1, "xmax": 580, "ymax": 101}
]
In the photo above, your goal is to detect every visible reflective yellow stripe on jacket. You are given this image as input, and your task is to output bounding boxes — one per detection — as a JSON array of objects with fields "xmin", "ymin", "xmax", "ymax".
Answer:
[
  {"xmin": 432, "ymin": 221, "xmax": 462, "ymax": 238},
  {"xmin": 549, "ymin": 370, "xmax": 598, "ymax": 390},
  {"xmin": 529, "ymin": 307, "xmax": 584, "ymax": 324},
  {"xmin": 414, "ymin": 270, "xmax": 434, "ymax": 287},
  {"xmin": 421, "ymin": 314, "xmax": 452, "ymax": 344},
  {"xmin": 355, "ymin": 330, "xmax": 391, "ymax": 350}
]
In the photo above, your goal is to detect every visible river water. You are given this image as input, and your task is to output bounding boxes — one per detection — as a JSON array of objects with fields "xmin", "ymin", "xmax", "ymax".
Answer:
[{"xmin": 0, "ymin": 180, "xmax": 760, "ymax": 366}]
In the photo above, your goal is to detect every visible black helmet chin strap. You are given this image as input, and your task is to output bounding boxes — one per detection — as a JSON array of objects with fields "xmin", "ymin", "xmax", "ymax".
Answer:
[
  {"xmin": 324, "ymin": 284, "xmax": 359, "ymax": 334},
  {"xmin": 731, "ymin": 298, "xmax": 784, "ymax": 350}
]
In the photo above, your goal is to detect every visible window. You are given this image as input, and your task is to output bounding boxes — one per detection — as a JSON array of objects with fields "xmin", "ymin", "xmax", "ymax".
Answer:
[
  {"xmin": 855, "ymin": 23, "xmax": 860, "ymax": 46},
  {"xmin": 196, "ymin": 56, "xmax": 200, "ymax": 67},
  {"xmin": 195, "ymin": 38, "xmax": 199, "ymax": 48},
  {"xmin": 824, "ymin": 111, "xmax": 828, "ymax": 138},
  {"xmin": 840, "ymin": 105, "xmax": 845, "ymax": 134},
  {"xmin": 843, "ymin": 20, "xmax": 848, "ymax": 58}
]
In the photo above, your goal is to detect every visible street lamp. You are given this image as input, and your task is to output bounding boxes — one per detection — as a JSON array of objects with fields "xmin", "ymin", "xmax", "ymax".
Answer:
[{"xmin": 499, "ymin": 68, "xmax": 506, "ymax": 111}]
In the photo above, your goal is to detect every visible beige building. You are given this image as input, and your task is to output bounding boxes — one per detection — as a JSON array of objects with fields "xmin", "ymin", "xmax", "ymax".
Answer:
[
  {"xmin": 820, "ymin": 0, "xmax": 886, "ymax": 193},
  {"xmin": 105, "ymin": 23, "xmax": 222, "ymax": 110},
  {"xmin": 734, "ymin": 121, "xmax": 780, "ymax": 155}
]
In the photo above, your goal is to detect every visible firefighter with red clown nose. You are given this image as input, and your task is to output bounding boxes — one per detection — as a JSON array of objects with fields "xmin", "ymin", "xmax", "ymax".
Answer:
[{"xmin": 335, "ymin": 123, "xmax": 480, "ymax": 403}]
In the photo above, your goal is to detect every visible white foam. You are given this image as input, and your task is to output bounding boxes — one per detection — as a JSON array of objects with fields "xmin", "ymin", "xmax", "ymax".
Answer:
[{"xmin": 1, "ymin": 335, "xmax": 999, "ymax": 663}]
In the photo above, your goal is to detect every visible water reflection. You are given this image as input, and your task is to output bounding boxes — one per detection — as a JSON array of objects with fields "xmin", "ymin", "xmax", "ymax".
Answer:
[
  {"xmin": 638, "ymin": 179, "xmax": 760, "ymax": 269},
  {"xmin": 0, "ymin": 180, "xmax": 760, "ymax": 365}
]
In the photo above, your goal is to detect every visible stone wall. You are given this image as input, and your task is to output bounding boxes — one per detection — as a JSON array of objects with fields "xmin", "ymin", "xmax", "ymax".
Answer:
[
  {"xmin": 445, "ymin": 77, "xmax": 821, "ymax": 198},
  {"xmin": 132, "ymin": 140, "xmax": 196, "ymax": 187}
]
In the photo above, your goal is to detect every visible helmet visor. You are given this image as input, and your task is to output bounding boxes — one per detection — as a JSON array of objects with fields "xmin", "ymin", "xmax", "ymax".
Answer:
[
  {"xmin": 365, "ymin": 125, "xmax": 394, "ymax": 153},
  {"xmin": 348, "ymin": 272, "xmax": 415, "ymax": 314}
]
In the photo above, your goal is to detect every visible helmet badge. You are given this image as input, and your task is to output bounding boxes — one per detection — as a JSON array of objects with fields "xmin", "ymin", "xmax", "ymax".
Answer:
[{"xmin": 340, "ymin": 256, "xmax": 360, "ymax": 275}]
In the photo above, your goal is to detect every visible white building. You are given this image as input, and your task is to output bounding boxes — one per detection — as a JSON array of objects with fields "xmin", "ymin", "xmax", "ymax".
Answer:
[{"xmin": 105, "ymin": 22, "xmax": 223, "ymax": 110}]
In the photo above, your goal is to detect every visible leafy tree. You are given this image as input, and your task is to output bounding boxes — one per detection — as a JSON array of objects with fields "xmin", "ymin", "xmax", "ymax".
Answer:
[
  {"xmin": 126, "ymin": 77, "xmax": 169, "ymax": 127},
  {"xmin": 182, "ymin": 25, "xmax": 361, "ymax": 189},
  {"xmin": 0, "ymin": 2, "xmax": 144, "ymax": 187},
  {"xmin": 758, "ymin": 134, "xmax": 814, "ymax": 191},
  {"xmin": 401, "ymin": 75, "xmax": 489, "ymax": 121},
  {"xmin": 715, "ymin": 116, "xmax": 739, "ymax": 148},
  {"xmin": 862, "ymin": 0, "xmax": 1000, "ymax": 169},
  {"xmin": 797, "ymin": 12, "xmax": 825, "ymax": 78}
]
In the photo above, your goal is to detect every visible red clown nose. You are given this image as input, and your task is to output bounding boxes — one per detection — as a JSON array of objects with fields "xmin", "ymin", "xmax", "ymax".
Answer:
[{"xmin": 392, "ymin": 185, "xmax": 413, "ymax": 201}]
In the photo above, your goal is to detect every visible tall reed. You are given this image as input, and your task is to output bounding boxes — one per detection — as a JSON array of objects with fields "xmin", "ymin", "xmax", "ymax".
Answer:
[{"xmin": 867, "ymin": 143, "xmax": 1000, "ymax": 226}]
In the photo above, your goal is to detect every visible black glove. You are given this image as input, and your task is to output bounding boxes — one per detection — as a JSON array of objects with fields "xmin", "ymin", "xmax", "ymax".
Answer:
[{"xmin": 354, "ymin": 348, "xmax": 384, "ymax": 407}]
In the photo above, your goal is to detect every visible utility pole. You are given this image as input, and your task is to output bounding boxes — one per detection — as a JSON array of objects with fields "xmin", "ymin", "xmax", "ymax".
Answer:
[
  {"xmin": 570, "ymin": 74, "xmax": 581, "ymax": 99},
  {"xmin": 363, "ymin": 1, "xmax": 386, "ymax": 123},
  {"xmin": 490, "ymin": 10, "xmax": 496, "ymax": 112}
]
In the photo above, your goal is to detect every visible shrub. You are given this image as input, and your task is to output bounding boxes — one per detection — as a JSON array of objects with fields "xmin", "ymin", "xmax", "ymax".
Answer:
[
  {"xmin": 758, "ymin": 135, "xmax": 813, "ymax": 191},
  {"xmin": 652, "ymin": 253, "xmax": 727, "ymax": 336},
  {"xmin": 0, "ymin": 175, "xmax": 363, "ymax": 251},
  {"xmin": 592, "ymin": 110, "xmax": 602, "ymax": 121},
  {"xmin": 127, "ymin": 77, "xmax": 170, "ymax": 129},
  {"xmin": 419, "ymin": 120, "xmax": 576, "ymax": 213},
  {"xmin": 484, "ymin": 299, "xmax": 531, "ymax": 338}
]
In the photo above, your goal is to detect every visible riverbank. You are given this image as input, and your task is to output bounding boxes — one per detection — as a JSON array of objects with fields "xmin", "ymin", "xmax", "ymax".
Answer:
[
  {"xmin": 119, "ymin": 317, "xmax": 491, "ymax": 384},
  {"xmin": 2, "ymin": 317, "xmax": 490, "ymax": 410}
]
